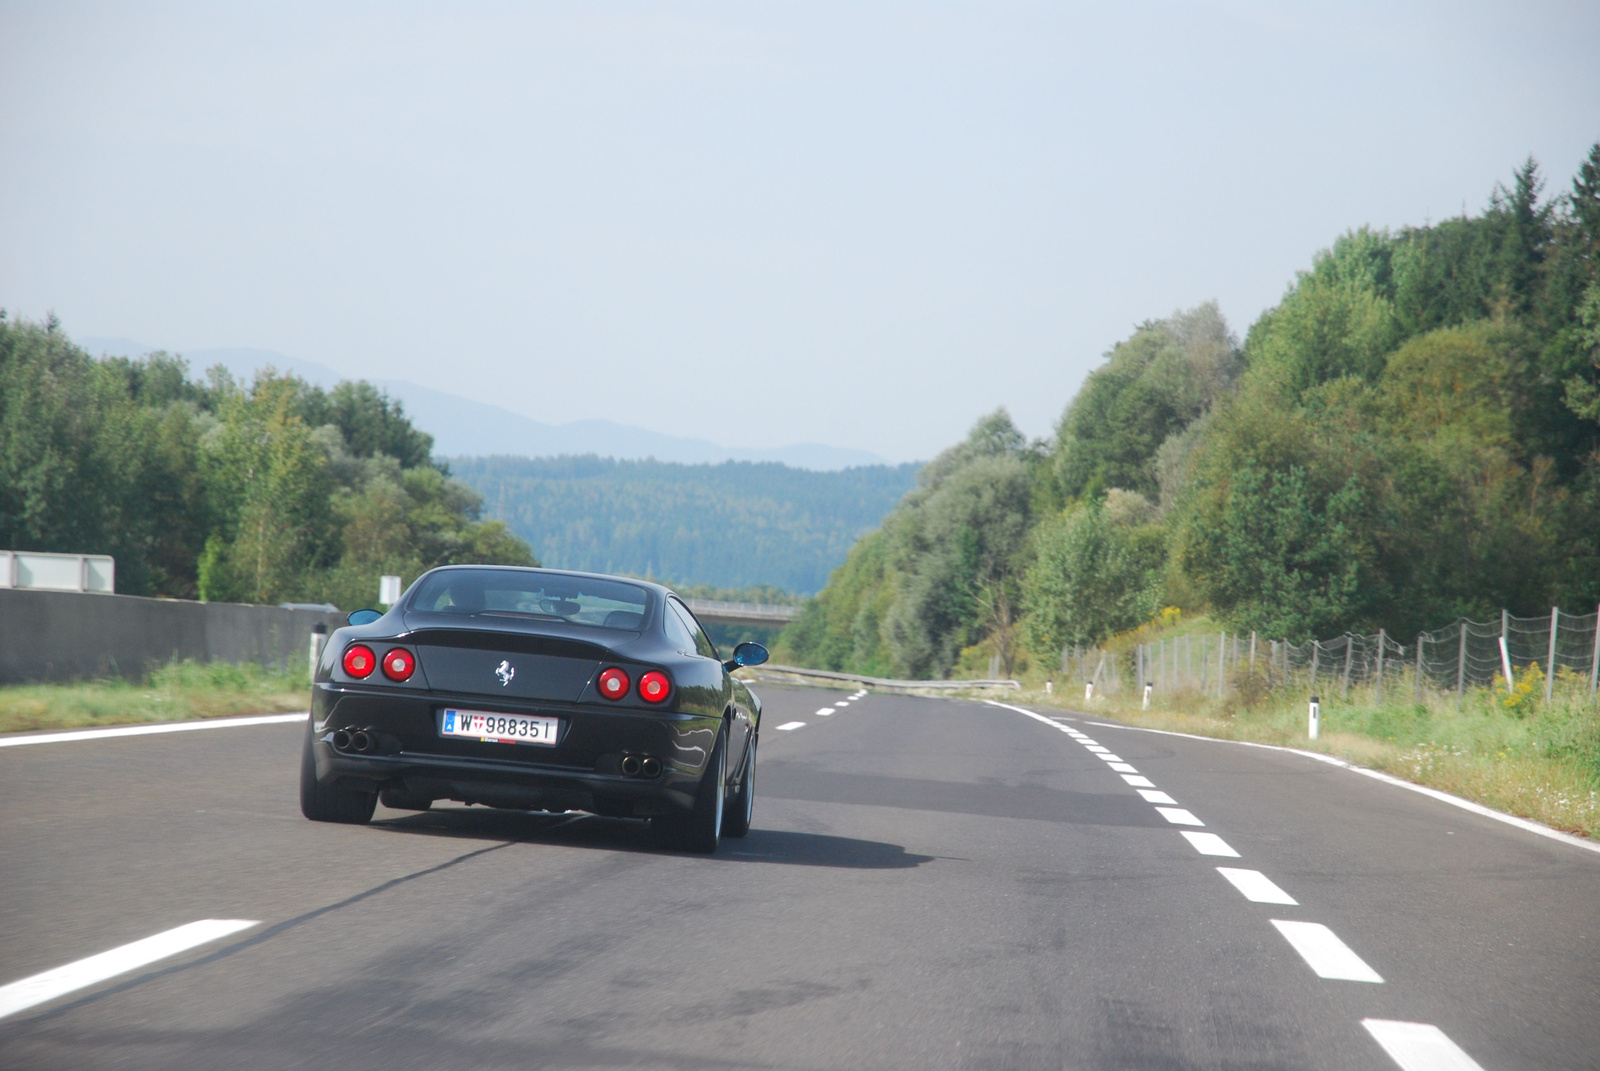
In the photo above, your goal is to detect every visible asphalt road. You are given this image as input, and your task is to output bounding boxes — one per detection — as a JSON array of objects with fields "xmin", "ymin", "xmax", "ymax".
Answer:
[{"xmin": 1, "ymin": 687, "xmax": 1597, "ymax": 1070}]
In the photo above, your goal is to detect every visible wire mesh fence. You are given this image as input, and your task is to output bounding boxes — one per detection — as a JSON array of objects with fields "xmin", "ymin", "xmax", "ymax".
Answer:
[{"xmin": 1125, "ymin": 606, "xmax": 1600, "ymax": 704}]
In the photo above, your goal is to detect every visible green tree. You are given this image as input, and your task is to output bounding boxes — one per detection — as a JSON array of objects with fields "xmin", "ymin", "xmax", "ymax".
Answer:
[{"xmin": 1022, "ymin": 498, "xmax": 1164, "ymax": 654}]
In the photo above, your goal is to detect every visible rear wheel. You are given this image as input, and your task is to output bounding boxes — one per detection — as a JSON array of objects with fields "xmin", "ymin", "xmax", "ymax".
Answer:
[
  {"xmin": 300, "ymin": 719, "xmax": 377, "ymax": 824},
  {"xmin": 722, "ymin": 738, "xmax": 754, "ymax": 837},
  {"xmin": 654, "ymin": 727, "xmax": 725, "ymax": 852}
]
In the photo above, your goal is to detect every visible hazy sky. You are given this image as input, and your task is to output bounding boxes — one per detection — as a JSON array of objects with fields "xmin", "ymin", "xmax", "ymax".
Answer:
[{"xmin": 3, "ymin": 2, "xmax": 1598, "ymax": 463}]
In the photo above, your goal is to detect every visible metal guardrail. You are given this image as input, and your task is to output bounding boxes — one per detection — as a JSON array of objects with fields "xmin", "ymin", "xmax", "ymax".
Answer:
[
  {"xmin": 748, "ymin": 663, "xmax": 1021, "ymax": 693},
  {"xmin": 685, "ymin": 599, "xmax": 799, "ymax": 627}
]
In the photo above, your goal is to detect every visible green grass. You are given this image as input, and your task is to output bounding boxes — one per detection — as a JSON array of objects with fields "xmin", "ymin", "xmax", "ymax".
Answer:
[{"xmin": 0, "ymin": 660, "xmax": 310, "ymax": 735}]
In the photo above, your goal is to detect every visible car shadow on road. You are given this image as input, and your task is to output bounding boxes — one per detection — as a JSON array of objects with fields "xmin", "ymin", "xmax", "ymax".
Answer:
[{"xmin": 369, "ymin": 806, "xmax": 934, "ymax": 869}]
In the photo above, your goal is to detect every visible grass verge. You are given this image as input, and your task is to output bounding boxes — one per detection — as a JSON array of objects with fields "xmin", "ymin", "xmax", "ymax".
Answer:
[{"xmin": 0, "ymin": 660, "xmax": 309, "ymax": 736}]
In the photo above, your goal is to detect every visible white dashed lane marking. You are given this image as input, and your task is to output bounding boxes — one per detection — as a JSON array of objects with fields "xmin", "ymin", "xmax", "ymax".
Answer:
[
  {"xmin": 1270, "ymin": 920, "xmax": 1384, "ymax": 982},
  {"xmin": 1084, "ymin": 746, "xmax": 1110, "ymax": 753},
  {"xmin": 0, "ymin": 919, "xmax": 260, "ymax": 1020},
  {"xmin": 1121, "ymin": 774, "xmax": 1155, "ymax": 787},
  {"xmin": 1362, "ymin": 1020, "xmax": 1485, "ymax": 1071},
  {"xmin": 776, "ymin": 722, "xmax": 806, "ymax": 731},
  {"xmin": 1107, "ymin": 762, "xmax": 1138, "ymax": 773},
  {"xmin": 1216, "ymin": 867, "xmax": 1298, "ymax": 905},
  {"xmin": 814, "ymin": 707, "xmax": 835, "ymax": 716},
  {"xmin": 1181, "ymin": 831, "xmax": 1241, "ymax": 857},
  {"xmin": 1096, "ymin": 754, "xmax": 1124, "ymax": 762},
  {"xmin": 1136, "ymin": 789, "xmax": 1177, "ymax": 805},
  {"xmin": 1155, "ymin": 807, "xmax": 1204, "ymax": 826}
]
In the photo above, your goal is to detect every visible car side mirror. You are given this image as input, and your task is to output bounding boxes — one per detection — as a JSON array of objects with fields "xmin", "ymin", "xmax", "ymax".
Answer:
[
  {"xmin": 347, "ymin": 608, "xmax": 383, "ymax": 626},
  {"xmin": 724, "ymin": 641, "xmax": 769, "ymax": 672}
]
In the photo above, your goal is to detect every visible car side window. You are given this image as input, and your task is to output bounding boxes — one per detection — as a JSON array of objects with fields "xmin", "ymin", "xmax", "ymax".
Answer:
[
  {"xmin": 662, "ymin": 599, "xmax": 698, "ymax": 654},
  {"xmin": 669, "ymin": 599, "xmax": 719, "ymax": 660}
]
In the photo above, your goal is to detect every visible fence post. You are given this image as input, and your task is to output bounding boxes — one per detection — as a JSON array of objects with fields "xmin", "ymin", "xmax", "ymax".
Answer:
[
  {"xmin": 1456, "ymin": 621, "xmax": 1467, "ymax": 708},
  {"xmin": 1209, "ymin": 630, "xmax": 1222, "ymax": 697},
  {"xmin": 1341, "ymin": 636, "xmax": 1353, "ymax": 700},
  {"xmin": 1375, "ymin": 628, "xmax": 1386, "ymax": 704},
  {"xmin": 1414, "ymin": 633, "xmax": 1424, "ymax": 703},
  {"xmin": 1199, "ymin": 634, "xmax": 1209, "ymax": 691},
  {"xmin": 1250, "ymin": 631, "xmax": 1257, "ymax": 675},
  {"xmin": 1310, "ymin": 641, "xmax": 1320, "ymax": 691},
  {"xmin": 1546, "ymin": 607, "xmax": 1558, "ymax": 703},
  {"xmin": 1591, "ymin": 604, "xmax": 1600, "ymax": 696}
]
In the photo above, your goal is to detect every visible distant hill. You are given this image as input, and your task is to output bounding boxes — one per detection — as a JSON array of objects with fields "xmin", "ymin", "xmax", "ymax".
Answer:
[
  {"xmin": 451, "ymin": 456, "xmax": 922, "ymax": 594},
  {"xmin": 77, "ymin": 338, "xmax": 886, "ymax": 470}
]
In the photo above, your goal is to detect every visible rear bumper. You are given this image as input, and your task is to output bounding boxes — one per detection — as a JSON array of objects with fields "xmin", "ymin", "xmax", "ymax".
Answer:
[{"xmin": 311, "ymin": 683, "xmax": 719, "ymax": 816}]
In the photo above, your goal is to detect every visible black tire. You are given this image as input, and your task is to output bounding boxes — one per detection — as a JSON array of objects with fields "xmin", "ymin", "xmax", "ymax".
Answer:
[
  {"xmin": 378, "ymin": 787, "xmax": 433, "ymax": 812},
  {"xmin": 722, "ymin": 738, "xmax": 754, "ymax": 837},
  {"xmin": 300, "ymin": 719, "xmax": 377, "ymax": 824},
  {"xmin": 654, "ymin": 726, "xmax": 726, "ymax": 852}
]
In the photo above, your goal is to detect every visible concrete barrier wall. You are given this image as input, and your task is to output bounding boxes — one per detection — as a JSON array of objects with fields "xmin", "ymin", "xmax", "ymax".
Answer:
[{"xmin": 0, "ymin": 588, "xmax": 346, "ymax": 685}]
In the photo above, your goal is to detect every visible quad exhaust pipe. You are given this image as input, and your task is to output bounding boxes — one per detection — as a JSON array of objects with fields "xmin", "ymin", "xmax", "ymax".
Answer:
[{"xmin": 619, "ymin": 755, "xmax": 662, "ymax": 779}]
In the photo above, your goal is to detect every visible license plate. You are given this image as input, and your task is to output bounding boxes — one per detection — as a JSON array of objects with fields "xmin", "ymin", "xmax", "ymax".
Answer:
[{"xmin": 439, "ymin": 709, "xmax": 560, "ymax": 746}]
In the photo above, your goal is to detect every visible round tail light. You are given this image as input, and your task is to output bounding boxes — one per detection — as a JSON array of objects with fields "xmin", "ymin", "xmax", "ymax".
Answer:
[
  {"xmin": 382, "ymin": 647, "xmax": 416, "ymax": 681},
  {"xmin": 342, "ymin": 644, "xmax": 376, "ymax": 679},
  {"xmin": 598, "ymin": 667, "xmax": 630, "ymax": 700},
  {"xmin": 638, "ymin": 671, "xmax": 671, "ymax": 704}
]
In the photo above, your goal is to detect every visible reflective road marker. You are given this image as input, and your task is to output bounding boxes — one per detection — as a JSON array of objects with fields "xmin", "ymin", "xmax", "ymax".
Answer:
[
  {"xmin": 0, "ymin": 919, "xmax": 259, "ymax": 1020},
  {"xmin": 1270, "ymin": 920, "xmax": 1383, "ymax": 982}
]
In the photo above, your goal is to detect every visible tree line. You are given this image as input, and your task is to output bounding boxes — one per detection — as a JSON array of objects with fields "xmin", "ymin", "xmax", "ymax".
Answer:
[
  {"xmin": 0, "ymin": 321, "xmax": 534, "ymax": 609},
  {"xmin": 778, "ymin": 147, "xmax": 1600, "ymax": 678},
  {"xmin": 449, "ymin": 454, "xmax": 920, "ymax": 595}
]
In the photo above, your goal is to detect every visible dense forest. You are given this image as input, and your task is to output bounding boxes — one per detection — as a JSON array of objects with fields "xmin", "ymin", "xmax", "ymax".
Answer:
[
  {"xmin": 0, "ymin": 323, "xmax": 535, "ymax": 609},
  {"xmin": 451, "ymin": 455, "xmax": 920, "ymax": 594},
  {"xmin": 779, "ymin": 148, "xmax": 1600, "ymax": 679}
]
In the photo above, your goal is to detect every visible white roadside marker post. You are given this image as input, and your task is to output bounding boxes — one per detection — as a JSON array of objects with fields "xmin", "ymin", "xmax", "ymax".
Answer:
[
  {"xmin": 1498, "ymin": 635, "xmax": 1515, "ymax": 694},
  {"xmin": 1308, "ymin": 695, "xmax": 1320, "ymax": 740},
  {"xmin": 1142, "ymin": 681, "xmax": 1152, "ymax": 710},
  {"xmin": 1045, "ymin": 680, "xmax": 1053, "ymax": 695},
  {"xmin": 1084, "ymin": 681, "xmax": 1094, "ymax": 702},
  {"xmin": 309, "ymin": 623, "xmax": 327, "ymax": 683}
]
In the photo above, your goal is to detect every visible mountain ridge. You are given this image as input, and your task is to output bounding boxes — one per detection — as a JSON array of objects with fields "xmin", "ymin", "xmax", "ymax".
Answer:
[{"xmin": 77, "ymin": 337, "xmax": 887, "ymax": 471}]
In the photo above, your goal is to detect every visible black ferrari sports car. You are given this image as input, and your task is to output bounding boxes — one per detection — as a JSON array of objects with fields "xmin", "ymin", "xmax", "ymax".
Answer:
[{"xmin": 299, "ymin": 566, "xmax": 768, "ymax": 852}]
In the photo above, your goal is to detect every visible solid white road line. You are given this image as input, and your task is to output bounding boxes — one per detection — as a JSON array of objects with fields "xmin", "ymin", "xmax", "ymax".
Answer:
[
  {"xmin": 1107, "ymin": 762, "xmax": 1138, "ymax": 773},
  {"xmin": 1155, "ymin": 807, "xmax": 1204, "ymax": 826},
  {"xmin": 1216, "ymin": 867, "xmax": 1298, "ymax": 905},
  {"xmin": 0, "ymin": 918, "xmax": 259, "ymax": 1020},
  {"xmin": 1085, "ymin": 719, "xmax": 1600, "ymax": 858},
  {"xmin": 814, "ymin": 707, "xmax": 835, "ymax": 716},
  {"xmin": 1181, "ymin": 831, "xmax": 1240, "ymax": 857},
  {"xmin": 1137, "ymin": 789, "xmax": 1177, "ymax": 805},
  {"xmin": 0, "ymin": 713, "xmax": 308, "ymax": 749},
  {"xmin": 1121, "ymin": 774, "xmax": 1155, "ymax": 787},
  {"xmin": 776, "ymin": 722, "xmax": 807, "ymax": 731},
  {"xmin": 1361, "ymin": 1020, "xmax": 1485, "ymax": 1071},
  {"xmin": 1270, "ymin": 920, "xmax": 1383, "ymax": 982}
]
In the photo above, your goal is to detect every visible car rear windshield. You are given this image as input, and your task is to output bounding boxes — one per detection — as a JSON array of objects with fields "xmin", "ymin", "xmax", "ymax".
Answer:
[{"xmin": 408, "ymin": 570, "xmax": 650, "ymax": 630}]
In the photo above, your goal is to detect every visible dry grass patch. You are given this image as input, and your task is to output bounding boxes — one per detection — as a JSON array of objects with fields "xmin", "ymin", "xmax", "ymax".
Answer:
[{"xmin": 0, "ymin": 660, "xmax": 308, "ymax": 735}]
